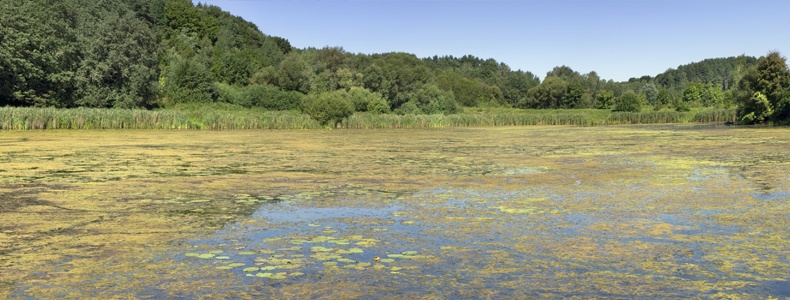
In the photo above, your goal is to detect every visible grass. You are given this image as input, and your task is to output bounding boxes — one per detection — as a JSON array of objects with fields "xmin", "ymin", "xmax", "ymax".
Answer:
[{"xmin": 0, "ymin": 106, "xmax": 737, "ymax": 130}]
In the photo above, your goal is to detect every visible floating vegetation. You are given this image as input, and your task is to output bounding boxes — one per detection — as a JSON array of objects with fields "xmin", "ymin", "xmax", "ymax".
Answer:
[{"xmin": 2, "ymin": 126, "xmax": 789, "ymax": 299}]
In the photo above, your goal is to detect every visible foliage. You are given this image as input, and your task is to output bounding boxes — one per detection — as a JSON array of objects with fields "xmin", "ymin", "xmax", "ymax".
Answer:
[
  {"xmin": 405, "ymin": 84, "xmax": 461, "ymax": 115},
  {"xmin": 638, "ymin": 83, "xmax": 659, "ymax": 106},
  {"xmin": 347, "ymin": 87, "xmax": 389, "ymax": 114},
  {"xmin": 735, "ymin": 52, "xmax": 790, "ymax": 123},
  {"xmin": 301, "ymin": 90, "xmax": 354, "ymax": 126},
  {"xmin": 164, "ymin": 55, "xmax": 214, "ymax": 104},
  {"xmin": 739, "ymin": 92, "xmax": 773, "ymax": 124},
  {"xmin": 614, "ymin": 90, "xmax": 643, "ymax": 112},
  {"xmin": 0, "ymin": 0, "xmax": 779, "ymax": 120},
  {"xmin": 594, "ymin": 90, "xmax": 615, "ymax": 109},
  {"xmin": 522, "ymin": 76, "xmax": 567, "ymax": 109}
]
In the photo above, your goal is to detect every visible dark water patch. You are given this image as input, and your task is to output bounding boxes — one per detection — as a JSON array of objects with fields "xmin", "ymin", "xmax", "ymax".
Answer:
[
  {"xmin": 767, "ymin": 280, "xmax": 790, "ymax": 296},
  {"xmin": 751, "ymin": 191, "xmax": 790, "ymax": 201}
]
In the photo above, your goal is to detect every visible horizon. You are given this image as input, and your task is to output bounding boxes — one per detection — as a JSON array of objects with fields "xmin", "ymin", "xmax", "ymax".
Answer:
[{"xmin": 194, "ymin": 0, "xmax": 789, "ymax": 82}]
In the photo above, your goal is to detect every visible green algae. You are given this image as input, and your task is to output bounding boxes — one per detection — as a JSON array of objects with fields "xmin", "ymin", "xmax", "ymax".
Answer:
[{"xmin": 3, "ymin": 127, "xmax": 790, "ymax": 299}]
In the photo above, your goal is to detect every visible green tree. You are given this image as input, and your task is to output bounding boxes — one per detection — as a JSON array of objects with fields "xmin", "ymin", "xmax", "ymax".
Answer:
[
  {"xmin": 406, "ymin": 84, "xmax": 460, "ymax": 115},
  {"xmin": 347, "ymin": 87, "xmax": 388, "ymax": 113},
  {"xmin": 739, "ymin": 92, "xmax": 773, "ymax": 124},
  {"xmin": 655, "ymin": 88, "xmax": 673, "ymax": 110},
  {"xmin": 594, "ymin": 90, "xmax": 615, "ymax": 109},
  {"xmin": 562, "ymin": 83, "xmax": 584, "ymax": 109},
  {"xmin": 682, "ymin": 82, "xmax": 703, "ymax": 107},
  {"xmin": 0, "ymin": 0, "xmax": 80, "ymax": 106},
  {"xmin": 301, "ymin": 90, "xmax": 354, "ymax": 126},
  {"xmin": 638, "ymin": 83, "xmax": 659, "ymax": 106},
  {"xmin": 735, "ymin": 52, "xmax": 790, "ymax": 123},
  {"xmin": 522, "ymin": 77, "xmax": 567, "ymax": 109},
  {"xmin": 164, "ymin": 55, "xmax": 214, "ymax": 104},
  {"xmin": 614, "ymin": 90, "xmax": 643, "ymax": 112},
  {"xmin": 74, "ymin": 2, "xmax": 160, "ymax": 108}
]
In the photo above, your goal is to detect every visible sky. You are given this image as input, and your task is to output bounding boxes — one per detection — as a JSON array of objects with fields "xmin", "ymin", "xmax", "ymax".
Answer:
[{"xmin": 195, "ymin": 0, "xmax": 790, "ymax": 82}]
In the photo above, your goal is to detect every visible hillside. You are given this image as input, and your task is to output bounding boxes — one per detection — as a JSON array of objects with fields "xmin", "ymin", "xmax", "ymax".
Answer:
[{"xmin": 0, "ymin": 0, "xmax": 783, "ymax": 122}]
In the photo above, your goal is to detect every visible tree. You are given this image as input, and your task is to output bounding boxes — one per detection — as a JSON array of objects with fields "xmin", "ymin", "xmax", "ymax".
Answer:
[
  {"xmin": 739, "ymin": 92, "xmax": 773, "ymax": 124},
  {"xmin": 594, "ymin": 90, "xmax": 615, "ymax": 109},
  {"xmin": 521, "ymin": 76, "xmax": 567, "ymax": 109},
  {"xmin": 614, "ymin": 90, "xmax": 643, "ymax": 112},
  {"xmin": 735, "ymin": 51, "xmax": 790, "ymax": 123},
  {"xmin": 74, "ymin": 2, "xmax": 160, "ymax": 108},
  {"xmin": 347, "ymin": 87, "xmax": 388, "ymax": 113},
  {"xmin": 655, "ymin": 88, "xmax": 673, "ymax": 110},
  {"xmin": 638, "ymin": 83, "xmax": 659, "ymax": 106},
  {"xmin": 164, "ymin": 55, "xmax": 214, "ymax": 104},
  {"xmin": 301, "ymin": 90, "xmax": 354, "ymax": 126},
  {"xmin": 562, "ymin": 83, "xmax": 584, "ymax": 108},
  {"xmin": 406, "ymin": 84, "xmax": 460, "ymax": 115},
  {"xmin": 682, "ymin": 82, "xmax": 703, "ymax": 107}
]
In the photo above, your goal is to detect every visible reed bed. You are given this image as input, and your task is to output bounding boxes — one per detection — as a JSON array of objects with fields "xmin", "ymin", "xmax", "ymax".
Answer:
[
  {"xmin": 0, "ymin": 107, "xmax": 321, "ymax": 130},
  {"xmin": 0, "ymin": 106, "xmax": 737, "ymax": 130}
]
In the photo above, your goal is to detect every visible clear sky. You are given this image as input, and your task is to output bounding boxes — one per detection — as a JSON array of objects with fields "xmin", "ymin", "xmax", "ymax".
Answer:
[{"xmin": 195, "ymin": 0, "xmax": 789, "ymax": 82}]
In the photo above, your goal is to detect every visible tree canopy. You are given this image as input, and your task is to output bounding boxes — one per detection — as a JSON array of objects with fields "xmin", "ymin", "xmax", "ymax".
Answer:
[{"xmin": 0, "ymin": 0, "xmax": 781, "ymax": 124}]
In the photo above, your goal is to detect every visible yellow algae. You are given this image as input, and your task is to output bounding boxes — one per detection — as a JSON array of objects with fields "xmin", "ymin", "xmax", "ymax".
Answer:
[{"xmin": 0, "ymin": 126, "xmax": 789, "ymax": 298}]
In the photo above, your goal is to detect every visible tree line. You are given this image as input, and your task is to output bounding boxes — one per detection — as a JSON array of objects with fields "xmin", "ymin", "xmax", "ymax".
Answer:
[{"xmin": 1, "ymin": 0, "xmax": 788, "ymax": 124}]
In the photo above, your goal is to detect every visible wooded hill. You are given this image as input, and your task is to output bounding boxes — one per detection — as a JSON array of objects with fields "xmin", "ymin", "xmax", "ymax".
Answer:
[{"xmin": 2, "ymin": 0, "xmax": 787, "ymax": 124}]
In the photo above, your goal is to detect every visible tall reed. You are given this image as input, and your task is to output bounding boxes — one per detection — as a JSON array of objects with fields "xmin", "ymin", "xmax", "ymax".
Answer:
[{"xmin": 0, "ymin": 106, "xmax": 738, "ymax": 130}]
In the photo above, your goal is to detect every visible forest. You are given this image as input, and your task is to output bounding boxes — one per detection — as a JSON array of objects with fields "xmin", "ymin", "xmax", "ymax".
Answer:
[{"xmin": 2, "ymin": 0, "xmax": 789, "ymax": 125}]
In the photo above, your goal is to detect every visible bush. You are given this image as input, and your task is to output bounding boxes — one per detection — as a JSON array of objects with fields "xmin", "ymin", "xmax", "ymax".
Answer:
[
  {"xmin": 301, "ymin": 90, "xmax": 354, "ymax": 126},
  {"xmin": 407, "ymin": 84, "xmax": 460, "ymax": 115},
  {"xmin": 393, "ymin": 101, "xmax": 423, "ymax": 115},
  {"xmin": 739, "ymin": 92, "xmax": 773, "ymax": 124},
  {"xmin": 213, "ymin": 82, "xmax": 243, "ymax": 105},
  {"xmin": 243, "ymin": 84, "xmax": 303, "ymax": 110},
  {"xmin": 613, "ymin": 90, "xmax": 642, "ymax": 112},
  {"xmin": 164, "ymin": 56, "xmax": 214, "ymax": 104},
  {"xmin": 347, "ymin": 87, "xmax": 389, "ymax": 113}
]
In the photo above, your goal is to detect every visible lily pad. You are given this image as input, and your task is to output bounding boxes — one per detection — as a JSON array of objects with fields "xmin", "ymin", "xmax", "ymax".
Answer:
[
  {"xmin": 214, "ymin": 256, "xmax": 230, "ymax": 260},
  {"xmin": 208, "ymin": 250, "xmax": 224, "ymax": 255},
  {"xmin": 243, "ymin": 267, "xmax": 260, "ymax": 272},
  {"xmin": 380, "ymin": 258, "xmax": 395, "ymax": 263},
  {"xmin": 402, "ymin": 251, "xmax": 418, "ymax": 255},
  {"xmin": 196, "ymin": 254, "xmax": 215, "ymax": 259},
  {"xmin": 237, "ymin": 251, "xmax": 255, "ymax": 255},
  {"xmin": 311, "ymin": 246, "xmax": 334, "ymax": 252},
  {"xmin": 185, "ymin": 253, "xmax": 199, "ymax": 257},
  {"xmin": 270, "ymin": 273, "xmax": 287, "ymax": 280},
  {"xmin": 289, "ymin": 272, "xmax": 304, "ymax": 277},
  {"xmin": 355, "ymin": 240, "xmax": 378, "ymax": 247},
  {"xmin": 256, "ymin": 272, "xmax": 273, "ymax": 278}
]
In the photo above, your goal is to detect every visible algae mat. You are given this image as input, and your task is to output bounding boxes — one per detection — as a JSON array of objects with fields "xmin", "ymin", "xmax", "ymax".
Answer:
[{"xmin": 1, "ymin": 126, "xmax": 789, "ymax": 298}]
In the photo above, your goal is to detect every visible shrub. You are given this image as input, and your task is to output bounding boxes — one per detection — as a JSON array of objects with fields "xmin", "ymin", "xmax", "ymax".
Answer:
[
  {"xmin": 407, "ymin": 84, "xmax": 460, "ymax": 115},
  {"xmin": 739, "ymin": 92, "xmax": 773, "ymax": 124},
  {"xmin": 301, "ymin": 90, "xmax": 354, "ymax": 126},
  {"xmin": 614, "ymin": 90, "xmax": 642, "ymax": 112},
  {"xmin": 347, "ymin": 87, "xmax": 389, "ymax": 113},
  {"xmin": 164, "ymin": 56, "xmax": 214, "ymax": 104},
  {"xmin": 243, "ymin": 84, "xmax": 303, "ymax": 110}
]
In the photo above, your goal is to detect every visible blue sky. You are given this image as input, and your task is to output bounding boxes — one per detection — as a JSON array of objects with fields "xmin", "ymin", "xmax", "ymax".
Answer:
[{"xmin": 196, "ymin": 0, "xmax": 789, "ymax": 82}]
